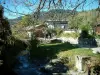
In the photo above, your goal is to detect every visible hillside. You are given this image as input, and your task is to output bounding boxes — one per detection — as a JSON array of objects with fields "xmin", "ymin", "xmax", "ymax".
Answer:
[
  {"xmin": 9, "ymin": 8, "xmax": 99, "ymax": 28},
  {"xmin": 9, "ymin": 9, "xmax": 75, "ymax": 25},
  {"xmin": 8, "ymin": 16, "xmax": 22, "ymax": 25}
]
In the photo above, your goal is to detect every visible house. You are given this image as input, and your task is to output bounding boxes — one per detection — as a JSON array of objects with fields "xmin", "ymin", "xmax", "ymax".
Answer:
[
  {"xmin": 23, "ymin": 26, "xmax": 34, "ymax": 38},
  {"xmin": 45, "ymin": 20, "xmax": 68, "ymax": 30},
  {"xmin": 95, "ymin": 24, "xmax": 100, "ymax": 35},
  {"xmin": 23, "ymin": 20, "xmax": 68, "ymax": 38},
  {"xmin": 23, "ymin": 24, "xmax": 46, "ymax": 38}
]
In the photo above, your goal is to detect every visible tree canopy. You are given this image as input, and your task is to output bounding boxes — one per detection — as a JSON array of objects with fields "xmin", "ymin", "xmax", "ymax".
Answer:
[{"xmin": 20, "ymin": 15, "xmax": 34, "ymax": 26}]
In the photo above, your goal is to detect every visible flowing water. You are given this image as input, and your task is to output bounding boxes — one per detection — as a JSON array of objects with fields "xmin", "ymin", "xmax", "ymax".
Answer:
[
  {"xmin": 14, "ymin": 52, "xmax": 67, "ymax": 75},
  {"xmin": 14, "ymin": 55, "xmax": 46, "ymax": 75}
]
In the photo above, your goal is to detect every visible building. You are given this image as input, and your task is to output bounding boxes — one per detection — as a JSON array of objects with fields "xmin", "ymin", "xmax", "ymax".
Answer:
[
  {"xmin": 45, "ymin": 20, "xmax": 68, "ymax": 30},
  {"xmin": 23, "ymin": 24, "xmax": 46, "ymax": 38},
  {"xmin": 23, "ymin": 20, "xmax": 68, "ymax": 38},
  {"xmin": 22, "ymin": 26, "xmax": 34, "ymax": 38}
]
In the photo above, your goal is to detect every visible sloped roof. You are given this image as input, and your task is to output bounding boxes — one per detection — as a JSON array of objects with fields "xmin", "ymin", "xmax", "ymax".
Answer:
[
  {"xmin": 45, "ymin": 20, "xmax": 68, "ymax": 24},
  {"xmin": 23, "ymin": 26, "xmax": 34, "ymax": 31},
  {"xmin": 23, "ymin": 24, "xmax": 46, "ymax": 31}
]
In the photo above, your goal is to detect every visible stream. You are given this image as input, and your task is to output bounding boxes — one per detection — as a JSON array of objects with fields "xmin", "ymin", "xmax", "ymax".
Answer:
[
  {"xmin": 14, "ymin": 53, "xmax": 68, "ymax": 75},
  {"xmin": 14, "ymin": 55, "xmax": 47, "ymax": 75}
]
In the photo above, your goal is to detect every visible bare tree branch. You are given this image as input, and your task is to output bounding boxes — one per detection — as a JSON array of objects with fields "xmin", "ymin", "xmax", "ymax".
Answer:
[
  {"xmin": 0, "ymin": 0, "xmax": 99, "ymax": 18},
  {"xmin": 48, "ymin": 0, "xmax": 52, "ymax": 9},
  {"xmin": 73, "ymin": 0, "xmax": 86, "ymax": 11},
  {"xmin": 4, "ymin": 6, "xmax": 26, "ymax": 15}
]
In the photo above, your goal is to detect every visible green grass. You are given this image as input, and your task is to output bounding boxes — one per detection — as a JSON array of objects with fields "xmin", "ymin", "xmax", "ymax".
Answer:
[
  {"xmin": 30, "ymin": 41, "xmax": 100, "ymax": 60},
  {"xmin": 29, "ymin": 41, "xmax": 100, "ymax": 70},
  {"xmin": 59, "ymin": 32, "xmax": 79, "ymax": 38},
  {"xmin": 31, "ymin": 42, "xmax": 78, "ymax": 58},
  {"xmin": 57, "ymin": 48, "xmax": 100, "ymax": 58},
  {"xmin": 57, "ymin": 48, "xmax": 100, "ymax": 69},
  {"xmin": 32, "ymin": 42, "xmax": 100, "ymax": 59},
  {"xmin": 40, "ymin": 43, "xmax": 62, "ymax": 46},
  {"xmin": 30, "ymin": 41, "xmax": 100, "ymax": 68}
]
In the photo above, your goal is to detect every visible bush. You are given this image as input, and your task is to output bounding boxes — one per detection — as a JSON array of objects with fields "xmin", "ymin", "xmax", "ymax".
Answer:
[
  {"xmin": 55, "ymin": 28, "xmax": 63, "ymax": 36},
  {"xmin": 93, "ymin": 65, "xmax": 100, "ymax": 74},
  {"xmin": 81, "ymin": 29, "xmax": 88, "ymax": 38},
  {"xmin": 95, "ymin": 35, "xmax": 100, "ymax": 39},
  {"xmin": 28, "ymin": 34, "xmax": 39, "ymax": 59},
  {"xmin": 78, "ymin": 29, "xmax": 97, "ymax": 47}
]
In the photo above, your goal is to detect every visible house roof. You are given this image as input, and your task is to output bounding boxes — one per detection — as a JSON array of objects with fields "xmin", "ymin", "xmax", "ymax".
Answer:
[
  {"xmin": 45, "ymin": 20, "xmax": 68, "ymax": 24},
  {"xmin": 23, "ymin": 26, "xmax": 34, "ymax": 31},
  {"xmin": 22, "ymin": 24, "xmax": 46, "ymax": 31}
]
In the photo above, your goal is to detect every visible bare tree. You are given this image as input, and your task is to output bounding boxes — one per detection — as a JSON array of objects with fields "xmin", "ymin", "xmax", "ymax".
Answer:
[{"xmin": 0, "ymin": 0, "xmax": 99, "ymax": 17}]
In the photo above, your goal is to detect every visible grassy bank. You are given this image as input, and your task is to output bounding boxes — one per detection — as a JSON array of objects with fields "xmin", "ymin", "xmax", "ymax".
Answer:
[
  {"xmin": 32, "ymin": 42, "xmax": 100, "ymax": 70},
  {"xmin": 58, "ymin": 32, "xmax": 79, "ymax": 38},
  {"xmin": 57, "ymin": 48, "xmax": 100, "ymax": 69},
  {"xmin": 31, "ymin": 42, "xmax": 78, "ymax": 58},
  {"xmin": 57, "ymin": 48, "xmax": 100, "ymax": 58}
]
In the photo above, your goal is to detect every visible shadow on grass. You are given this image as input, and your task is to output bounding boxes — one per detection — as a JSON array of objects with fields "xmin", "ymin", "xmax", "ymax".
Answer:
[{"xmin": 32, "ymin": 42, "xmax": 79, "ymax": 58}]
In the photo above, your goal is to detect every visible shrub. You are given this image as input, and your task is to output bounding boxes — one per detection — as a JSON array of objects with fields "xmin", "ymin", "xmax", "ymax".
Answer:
[
  {"xmin": 93, "ymin": 65, "xmax": 100, "ymax": 74},
  {"xmin": 28, "ymin": 33, "xmax": 39, "ymax": 59}
]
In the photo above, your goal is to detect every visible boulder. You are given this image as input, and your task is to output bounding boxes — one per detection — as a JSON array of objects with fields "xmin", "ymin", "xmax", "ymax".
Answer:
[{"xmin": 44, "ymin": 59, "xmax": 68, "ymax": 73}]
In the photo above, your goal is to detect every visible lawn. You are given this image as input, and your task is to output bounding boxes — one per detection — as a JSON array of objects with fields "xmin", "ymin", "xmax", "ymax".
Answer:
[
  {"xmin": 57, "ymin": 48, "xmax": 100, "ymax": 58},
  {"xmin": 34, "ymin": 42, "xmax": 78, "ymax": 58},
  {"xmin": 57, "ymin": 48, "xmax": 100, "ymax": 69},
  {"xmin": 58, "ymin": 32, "xmax": 79, "ymax": 38},
  {"xmin": 31, "ymin": 42, "xmax": 100, "ymax": 59},
  {"xmin": 32, "ymin": 42, "xmax": 100, "ymax": 69}
]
